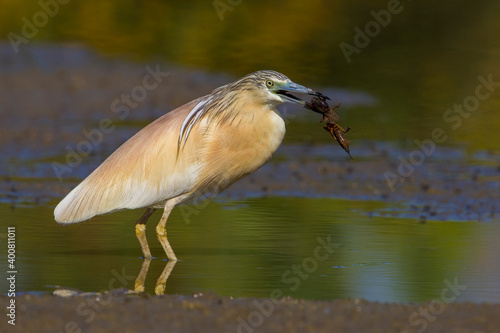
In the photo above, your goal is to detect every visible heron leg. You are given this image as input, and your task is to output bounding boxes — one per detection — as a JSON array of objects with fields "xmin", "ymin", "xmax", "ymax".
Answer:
[
  {"xmin": 135, "ymin": 208, "xmax": 156, "ymax": 259},
  {"xmin": 156, "ymin": 198, "xmax": 181, "ymax": 261}
]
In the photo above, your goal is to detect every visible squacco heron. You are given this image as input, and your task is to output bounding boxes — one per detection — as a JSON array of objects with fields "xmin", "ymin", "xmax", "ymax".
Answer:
[{"xmin": 54, "ymin": 70, "xmax": 325, "ymax": 261}]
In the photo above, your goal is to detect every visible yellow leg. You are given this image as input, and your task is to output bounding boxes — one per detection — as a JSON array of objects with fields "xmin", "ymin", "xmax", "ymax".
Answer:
[
  {"xmin": 135, "ymin": 208, "xmax": 156, "ymax": 259},
  {"xmin": 156, "ymin": 198, "xmax": 181, "ymax": 261}
]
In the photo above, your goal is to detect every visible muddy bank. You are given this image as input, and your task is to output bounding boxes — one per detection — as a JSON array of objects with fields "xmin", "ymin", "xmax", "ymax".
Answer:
[
  {"xmin": 2, "ymin": 141, "xmax": 499, "ymax": 222},
  {"xmin": 2, "ymin": 292, "xmax": 499, "ymax": 333}
]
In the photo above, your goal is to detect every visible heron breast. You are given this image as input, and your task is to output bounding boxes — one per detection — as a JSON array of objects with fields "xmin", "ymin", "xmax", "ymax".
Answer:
[{"xmin": 196, "ymin": 107, "xmax": 285, "ymax": 195}]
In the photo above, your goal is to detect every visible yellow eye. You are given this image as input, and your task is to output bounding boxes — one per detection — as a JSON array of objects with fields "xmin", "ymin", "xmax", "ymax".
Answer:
[{"xmin": 266, "ymin": 80, "xmax": 274, "ymax": 87}]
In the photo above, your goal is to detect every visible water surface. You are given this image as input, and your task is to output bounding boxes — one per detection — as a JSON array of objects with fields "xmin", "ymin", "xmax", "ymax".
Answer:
[{"xmin": 1, "ymin": 197, "xmax": 499, "ymax": 303}]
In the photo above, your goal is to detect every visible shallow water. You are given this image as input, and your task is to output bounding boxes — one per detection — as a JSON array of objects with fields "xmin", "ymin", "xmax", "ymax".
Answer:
[{"xmin": 1, "ymin": 197, "xmax": 499, "ymax": 303}]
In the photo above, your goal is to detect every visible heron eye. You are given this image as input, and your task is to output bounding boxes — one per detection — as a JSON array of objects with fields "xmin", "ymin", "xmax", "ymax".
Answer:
[{"xmin": 266, "ymin": 80, "xmax": 274, "ymax": 87}]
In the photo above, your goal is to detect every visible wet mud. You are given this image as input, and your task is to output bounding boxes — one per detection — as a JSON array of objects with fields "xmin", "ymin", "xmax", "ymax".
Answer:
[{"xmin": 1, "ymin": 292, "xmax": 499, "ymax": 333}]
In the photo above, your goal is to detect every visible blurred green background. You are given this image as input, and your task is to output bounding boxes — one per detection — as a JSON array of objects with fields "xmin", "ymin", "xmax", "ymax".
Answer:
[{"xmin": 1, "ymin": 0, "xmax": 500, "ymax": 149}]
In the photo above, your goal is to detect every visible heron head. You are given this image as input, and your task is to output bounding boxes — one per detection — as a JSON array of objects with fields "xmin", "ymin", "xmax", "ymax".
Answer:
[{"xmin": 243, "ymin": 70, "xmax": 327, "ymax": 108}]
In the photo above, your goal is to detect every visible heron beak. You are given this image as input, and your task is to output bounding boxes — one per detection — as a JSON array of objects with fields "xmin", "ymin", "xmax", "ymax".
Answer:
[{"xmin": 276, "ymin": 82, "xmax": 329, "ymax": 107}]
